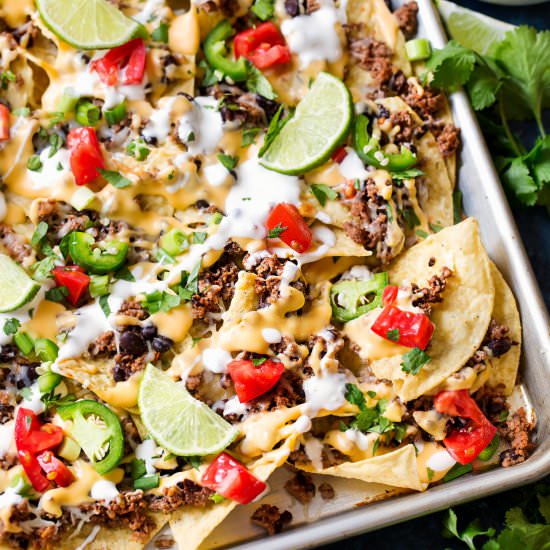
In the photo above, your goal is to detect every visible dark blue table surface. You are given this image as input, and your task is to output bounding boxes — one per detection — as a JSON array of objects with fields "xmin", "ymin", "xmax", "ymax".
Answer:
[{"xmin": 320, "ymin": 3, "xmax": 550, "ymax": 548}]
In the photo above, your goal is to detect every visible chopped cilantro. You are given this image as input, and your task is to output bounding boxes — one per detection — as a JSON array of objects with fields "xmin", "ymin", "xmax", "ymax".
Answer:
[
  {"xmin": 415, "ymin": 229, "xmax": 429, "ymax": 239},
  {"xmin": 217, "ymin": 153, "xmax": 238, "ymax": 171},
  {"xmin": 392, "ymin": 168, "xmax": 425, "ymax": 180},
  {"xmin": 242, "ymin": 128, "xmax": 261, "ymax": 148},
  {"xmin": 127, "ymin": 139, "xmax": 151, "ymax": 161},
  {"xmin": 191, "ymin": 231, "xmax": 207, "ymax": 244},
  {"xmin": 151, "ymin": 22, "xmax": 169, "ymax": 43},
  {"xmin": 114, "ymin": 266, "xmax": 136, "ymax": 282},
  {"xmin": 401, "ymin": 347, "xmax": 431, "ymax": 375},
  {"xmin": 252, "ymin": 357, "xmax": 267, "ymax": 366},
  {"xmin": 99, "ymin": 295, "xmax": 111, "ymax": 317},
  {"xmin": 3, "ymin": 318, "xmax": 20, "ymax": 336},
  {"xmin": 45, "ymin": 285, "xmax": 69, "ymax": 303},
  {"xmin": 310, "ymin": 183, "xmax": 338, "ymax": 206},
  {"xmin": 48, "ymin": 133, "xmax": 64, "ymax": 157},
  {"xmin": 31, "ymin": 221, "xmax": 49, "ymax": 248},
  {"xmin": 386, "ymin": 328, "xmax": 400, "ymax": 342},
  {"xmin": 386, "ymin": 204, "xmax": 394, "ymax": 223},
  {"xmin": 142, "ymin": 290, "xmax": 181, "ymax": 314},
  {"xmin": 429, "ymin": 222, "xmax": 443, "ymax": 233},
  {"xmin": 0, "ymin": 70, "xmax": 15, "ymax": 89},
  {"xmin": 267, "ymin": 223, "xmax": 287, "ymax": 239},
  {"xmin": 259, "ymin": 105, "xmax": 291, "ymax": 157},
  {"xmin": 245, "ymin": 62, "xmax": 276, "ymax": 100},
  {"xmin": 98, "ymin": 169, "xmax": 132, "ymax": 189},
  {"xmin": 426, "ymin": 467, "xmax": 434, "ymax": 482},
  {"xmin": 251, "ymin": 0, "xmax": 274, "ymax": 20}
]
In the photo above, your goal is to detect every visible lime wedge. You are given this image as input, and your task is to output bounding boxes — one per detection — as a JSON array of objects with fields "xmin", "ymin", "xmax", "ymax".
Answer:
[
  {"xmin": 438, "ymin": 0, "xmax": 515, "ymax": 55},
  {"xmin": 0, "ymin": 254, "xmax": 40, "ymax": 313},
  {"xmin": 138, "ymin": 364, "xmax": 238, "ymax": 456},
  {"xmin": 36, "ymin": 0, "xmax": 140, "ymax": 50},
  {"xmin": 260, "ymin": 72, "xmax": 353, "ymax": 175}
]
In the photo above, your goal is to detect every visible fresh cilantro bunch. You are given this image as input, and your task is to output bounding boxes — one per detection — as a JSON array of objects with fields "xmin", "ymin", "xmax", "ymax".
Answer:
[
  {"xmin": 425, "ymin": 27, "xmax": 550, "ymax": 210},
  {"xmin": 443, "ymin": 483, "xmax": 550, "ymax": 549}
]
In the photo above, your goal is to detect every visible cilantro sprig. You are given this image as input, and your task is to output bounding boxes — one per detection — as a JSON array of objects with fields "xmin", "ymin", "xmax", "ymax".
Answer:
[{"xmin": 425, "ymin": 27, "xmax": 550, "ymax": 211}]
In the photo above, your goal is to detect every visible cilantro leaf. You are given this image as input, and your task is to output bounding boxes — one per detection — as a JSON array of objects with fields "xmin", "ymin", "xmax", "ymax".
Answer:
[
  {"xmin": 199, "ymin": 59, "xmax": 222, "ymax": 87},
  {"xmin": 310, "ymin": 183, "xmax": 338, "ymax": 206},
  {"xmin": 267, "ymin": 223, "xmax": 287, "ymax": 239},
  {"xmin": 217, "ymin": 153, "xmax": 238, "ymax": 171},
  {"xmin": 31, "ymin": 221, "xmax": 49, "ymax": 248},
  {"xmin": 99, "ymin": 295, "xmax": 111, "ymax": 317},
  {"xmin": 466, "ymin": 60, "xmax": 503, "ymax": 111},
  {"xmin": 392, "ymin": 168, "xmax": 425, "ymax": 180},
  {"xmin": 425, "ymin": 40, "xmax": 477, "ymax": 91},
  {"xmin": 242, "ymin": 128, "xmax": 261, "ymax": 147},
  {"xmin": 344, "ymin": 383, "xmax": 366, "ymax": 409},
  {"xmin": 386, "ymin": 328, "xmax": 400, "ymax": 342},
  {"xmin": 252, "ymin": 357, "xmax": 267, "ymax": 366},
  {"xmin": 246, "ymin": 62, "xmax": 277, "ymax": 100},
  {"xmin": 151, "ymin": 22, "xmax": 169, "ymax": 43},
  {"xmin": 142, "ymin": 290, "xmax": 181, "ymax": 314},
  {"xmin": 191, "ymin": 231, "xmax": 207, "ymax": 244},
  {"xmin": 3, "ymin": 318, "xmax": 20, "ymax": 336},
  {"xmin": 501, "ymin": 157, "xmax": 539, "ymax": 206},
  {"xmin": 259, "ymin": 106, "xmax": 291, "ymax": 157},
  {"xmin": 442, "ymin": 509, "xmax": 495, "ymax": 550},
  {"xmin": 45, "ymin": 285, "xmax": 69, "ymax": 303},
  {"xmin": 98, "ymin": 169, "xmax": 132, "ymax": 189},
  {"xmin": 251, "ymin": 0, "xmax": 274, "ymax": 20},
  {"xmin": 401, "ymin": 347, "xmax": 430, "ymax": 375}
]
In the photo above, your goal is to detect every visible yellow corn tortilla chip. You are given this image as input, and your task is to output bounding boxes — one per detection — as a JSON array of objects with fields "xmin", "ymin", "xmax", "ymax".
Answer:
[
  {"xmin": 297, "ymin": 444, "xmax": 426, "ymax": 491},
  {"xmin": 169, "ymin": 436, "xmax": 297, "ymax": 550},
  {"xmin": 348, "ymin": 218, "xmax": 494, "ymax": 402},
  {"xmin": 487, "ymin": 262, "xmax": 522, "ymax": 395}
]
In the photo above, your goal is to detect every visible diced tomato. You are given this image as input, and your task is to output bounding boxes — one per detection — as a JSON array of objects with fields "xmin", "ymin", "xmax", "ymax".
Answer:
[
  {"xmin": 0, "ymin": 104, "xmax": 10, "ymax": 141},
  {"xmin": 435, "ymin": 390, "xmax": 497, "ymax": 465},
  {"xmin": 234, "ymin": 22, "xmax": 291, "ymax": 69},
  {"xmin": 15, "ymin": 408, "xmax": 64, "ymax": 454},
  {"xmin": 36, "ymin": 451, "xmax": 74, "ymax": 487},
  {"xmin": 266, "ymin": 203, "xmax": 312, "ymax": 253},
  {"xmin": 371, "ymin": 305, "xmax": 434, "ymax": 349},
  {"xmin": 331, "ymin": 146, "xmax": 347, "ymax": 164},
  {"xmin": 201, "ymin": 452, "xmax": 266, "ymax": 504},
  {"xmin": 18, "ymin": 450, "xmax": 52, "ymax": 493},
  {"xmin": 52, "ymin": 265, "xmax": 90, "ymax": 306},
  {"xmin": 382, "ymin": 285, "xmax": 399, "ymax": 306},
  {"xmin": 90, "ymin": 38, "xmax": 147, "ymax": 86},
  {"xmin": 227, "ymin": 359, "xmax": 284, "ymax": 403},
  {"xmin": 67, "ymin": 127, "xmax": 105, "ymax": 186}
]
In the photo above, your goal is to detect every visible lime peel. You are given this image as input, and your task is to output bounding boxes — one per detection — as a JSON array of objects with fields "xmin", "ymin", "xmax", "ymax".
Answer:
[{"xmin": 138, "ymin": 364, "xmax": 239, "ymax": 457}]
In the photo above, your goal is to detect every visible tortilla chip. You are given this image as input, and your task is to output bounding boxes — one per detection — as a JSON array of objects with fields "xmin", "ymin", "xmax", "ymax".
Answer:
[
  {"xmin": 355, "ymin": 218, "xmax": 494, "ymax": 402},
  {"xmin": 297, "ymin": 444, "xmax": 426, "ymax": 491},
  {"xmin": 169, "ymin": 437, "xmax": 297, "ymax": 550},
  {"xmin": 487, "ymin": 262, "xmax": 522, "ymax": 395}
]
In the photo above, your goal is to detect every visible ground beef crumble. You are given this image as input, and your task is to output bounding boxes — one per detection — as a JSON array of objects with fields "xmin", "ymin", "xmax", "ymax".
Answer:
[
  {"xmin": 284, "ymin": 472, "xmax": 316, "ymax": 504},
  {"xmin": 249, "ymin": 369, "xmax": 305, "ymax": 412},
  {"xmin": 499, "ymin": 407, "xmax": 535, "ymax": 467},
  {"xmin": 432, "ymin": 123, "xmax": 461, "ymax": 157},
  {"xmin": 482, "ymin": 319, "xmax": 517, "ymax": 358},
  {"xmin": 251, "ymin": 504, "xmax": 292, "ymax": 535},
  {"xmin": 148, "ymin": 479, "xmax": 214, "ymax": 512},
  {"xmin": 319, "ymin": 482, "xmax": 335, "ymax": 500},
  {"xmin": 350, "ymin": 38, "xmax": 393, "ymax": 86},
  {"xmin": 88, "ymin": 330, "xmax": 116, "ymax": 358},
  {"xmin": 410, "ymin": 266, "xmax": 453, "ymax": 315},
  {"xmin": 0, "ymin": 224, "xmax": 33, "ymax": 264},
  {"xmin": 394, "ymin": 1, "xmax": 419, "ymax": 39}
]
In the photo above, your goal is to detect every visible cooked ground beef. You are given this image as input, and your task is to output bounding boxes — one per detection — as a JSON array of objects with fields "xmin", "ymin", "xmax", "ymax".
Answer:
[
  {"xmin": 482, "ymin": 319, "xmax": 516, "ymax": 358},
  {"xmin": 250, "ymin": 369, "xmax": 305, "ymax": 412},
  {"xmin": 88, "ymin": 330, "xmax": 116, "ymax": 358},
  {"xmin": 0, "ymin": 224, "xmax": 32, "ymax": 264},
  {"xmin": 388, "ymin": 110, "xmax": 416, "ymax": 145},
  {"xmin": 343, "ymin": 180, "xmax": 392, "ymax": 263},
  {"xmin": 410, "ymin": 266, "xmax": 453, "ymax": 315},
  {"xmin": 206, "ymin": 84, "xmax": 279, "ymax": 127},
  {"xmin": 394, "ymin": 1, "xmax": 419, "ymax": 39},
  {"xmin": 319, "ymin": 482, "xmax": 335, "ymax": 500},
  {"xmin": 270, "ymin": 337, "xmax": 305, "ymax": 369},
  {"xmin": 288, "ymin": 445, "xmax": 348, "ymax": 468},
  {"xmin": 465, "ymin": 348, "xmax": 488, "ymax": 369},
  {"xmin": 402, "ymin": 83, "xmax": 444, "ymax": 119},
  {"xmin": 148, "ymin": 479, "xmax": 214, "ymax": 512},
  {"xmin": 254, "ymin": 255, "xmax": 285, "ymax": 307},
  {"xmin": 80, "ymin": 490, "xmax": 156, "ymax": 539},
  {"xmin": 0, "ymin": 385, "xmax": 14, "ymax": 425},
  {"xmin": 154, "ymin": 536, "xmax": 176, "ymax": 549},
  {"xmin": 284, "ymin": 472, "xmax": 316, "ymax": 504},
  {"xmin": 113, "ymin": 352, "xmax": 147, "ymax": 382},
  {"xmin": 499, "ymin": 407, "xmax": 535, "ymax": 467},
  {"xmin": 192, "ymin": 242, "xmax": 242, "ymax": 320},
  {"xmin": 118, "ymin": 298, "xmax": 149, "ymax": 320},
  {"xmin": 251, "ymin": 504, "xmax": 292, "ymax": 535},
  {"xmin": 433, "ymin": 123, "xmax": 461, "ymax": 157},
  {"xmin": 475, "ymin": 386, "xmax": 508, "ymax": 426},
  {"xmin": 35, "ymin": 199, "xmax": 94, "ymax": 242},
  {"xmin": 350, "ymin": 38, "xmax": 393, "ymax": 86}
]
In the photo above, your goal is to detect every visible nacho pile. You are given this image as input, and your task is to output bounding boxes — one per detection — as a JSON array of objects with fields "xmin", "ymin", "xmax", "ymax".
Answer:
[{"xmin": 0, "ymin": 0, "xmax": 532, "ymax": 549}]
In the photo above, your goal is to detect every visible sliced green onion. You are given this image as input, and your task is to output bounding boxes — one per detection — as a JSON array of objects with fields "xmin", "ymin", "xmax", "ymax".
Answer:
[
  {"xmin": 57, "ymin": 90, "xmax": 79, "ymax": 114},
  {"xmin": 89, "ymin": 275, "xmax": 110, "ymax": 298},
  {"xmin": 442, "ymin": 462, "xmax": 473, "ymax": 482},
  {"xmin": 58, "ymin": 436, "xmax": 81, "ymax": 461},
  {"xmin": 70, "ymin": 186, "xmax": 96, "ymax": 211},
  {"xmin": 27, "ymin": 155, "xmax": 42, "ymax": 172},
  {"xmin": 405, "ymin": 38, "xmax": 432, "ymax": 62},
  {"xmin": 209, "ymin": 212, "xmax": 223, "ymax": 226},
  {"xmin": 134, "ymin": 474, "xmax": 159, "ymax": 491},
  {"xmin": 127, "ymin": 138, "xmax": 151, "ymax": 161},
  {"xmin": 104, "ymin": 101, "xmax": 127, "ymax": 126},
  {"xmin": 478, "ymin": 434, "xmax": 500, "ymax": 461},
  {"xmin": 34, "ymin": 338, "xmax": 59, "ymax": 362},
  {"xmin": 160, "ymin": 228, "xmax": 189, "ymax": 256},
  {"xmin": 14, "ymin": 332, "xmax": 34, "ymax": 356},
  {"xmin": 9, "ymin": 473, "xmax": 33, "ymax": 496},
  {"xmin": 75, "ymin": 100, "xmax": 101, "ymax": 126},
  {"xmin": 130, "ymin": 459, "xmax": 147, "ymax": 480},
  {"xmin": 37, "ymin": 370, "xmax": 62, "ymax": 393}
]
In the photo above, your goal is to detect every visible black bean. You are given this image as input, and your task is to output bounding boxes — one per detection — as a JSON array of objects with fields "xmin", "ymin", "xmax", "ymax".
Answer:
[
  {"xmin": 142, "ymin": 324, "xmax": 158, "ymax": 341},
  {"xmin": 113, "ymin": 364, "xmax": 129, "ymax": 382},
  {"xmin": 152, "ymin": 336, "xmax": 173, "ymax": 353},
  {"xmin": 119, "ymin": 330, "xmax": 147, "ymax": 356}
]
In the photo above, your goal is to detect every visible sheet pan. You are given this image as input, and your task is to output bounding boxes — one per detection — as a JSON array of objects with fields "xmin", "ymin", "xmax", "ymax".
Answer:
[{"xmin": 162, "ymin": 2, "xmax": 550, "ymax": 547}]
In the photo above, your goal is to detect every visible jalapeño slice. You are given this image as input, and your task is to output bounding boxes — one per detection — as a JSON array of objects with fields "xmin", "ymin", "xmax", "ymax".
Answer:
[
  {"xmin": 330, "ymin": 272, "xmax": 389, "ymax": 323},
  {"xmin": 59, "ymin": 400, "xmax": 124, "ymax": 474},
  {"xmin": 68, "ymin": 231, "xmax": 128, "ymax": 274}
]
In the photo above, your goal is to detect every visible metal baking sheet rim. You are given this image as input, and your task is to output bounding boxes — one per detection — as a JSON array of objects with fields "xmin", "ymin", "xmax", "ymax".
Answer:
[{"xmin": 224, "ymin": 1, "xmax": 550, "ymax": 548}]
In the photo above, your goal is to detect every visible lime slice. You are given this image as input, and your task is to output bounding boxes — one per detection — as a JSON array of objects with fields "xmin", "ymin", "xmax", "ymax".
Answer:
[
  {"xmin": 260, "ymin": 72, "xmax": 353, "ymax": 175},
  {"xmin": 138, "ymin": 364, "xmax": 238, "ymax": 456},
  {"xmin": 438, "ymin": 0, "xmax": 515, "ymax": 55},
  {"xmin": 36, "ymin": 0, "xmax": 140, "ymax": 50},
  {"xmin": 0, "ymin": 254, "xmax": 40, "ymax": 313}
]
